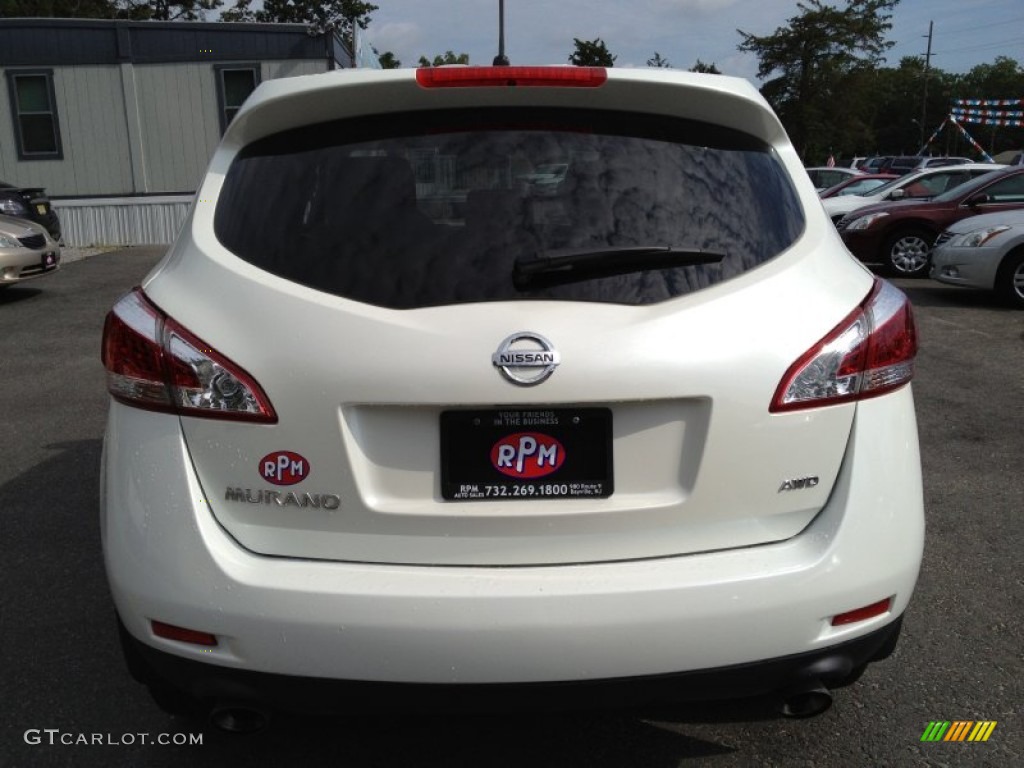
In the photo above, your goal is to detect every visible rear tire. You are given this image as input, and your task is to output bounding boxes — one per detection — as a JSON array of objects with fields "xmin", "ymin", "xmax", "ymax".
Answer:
[
  {"xmin": 884, "ymin": 228, "xmax": 934, "ymax": 277},
  {"xmin": 995, "ymin": 248, "xmax": 1024, "ymax": 309}
]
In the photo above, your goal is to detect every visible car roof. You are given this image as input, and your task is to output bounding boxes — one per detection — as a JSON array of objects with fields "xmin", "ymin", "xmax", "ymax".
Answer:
[
  {"xmin": 899, "ymin": 162, "xmax": 1004, "ymax": 179},
  {"xmin": 846, "ymin": 166, "xmax": 1023, "ymax": 217}
]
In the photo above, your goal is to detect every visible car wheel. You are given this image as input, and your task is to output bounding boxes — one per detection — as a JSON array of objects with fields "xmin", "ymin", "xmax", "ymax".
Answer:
[
  {"xmin": 995, "ymin": 247, "xmax": 1024, "ymax": 309},
  {"xmin": 884, "ymin": 228, "xmax": 934, "ymax": 277}
]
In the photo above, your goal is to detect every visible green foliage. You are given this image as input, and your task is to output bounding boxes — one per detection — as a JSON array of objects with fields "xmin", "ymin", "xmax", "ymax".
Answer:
[
  {"xmin": 738, "ymin": 0, "xmax": 899, "ymax": 160},
  {"xmin": 116, "ymin": 0, "xmax": 221, "ymax": 20},
  {"xmin": 647, "ymin": 52, "xmax": 671, "ymax": 68},
  {"xmin": 954, "ymin": 56, "xmax": 1024, "ymax": 101},
  {"xmin": 377, "ymin": 50, "xmax": 401, "ymax": 69},
  {"xmin": 689, "ymin": 59, "xmax": 720, "ymax": 74},
  {"xmin": 417, "ymin": 51, "xmax": 470, "ymax": 67},
  {"xmin": 949, "ymin": 57, "xmax": 1024, "ymax": 156},
  {"xmin": 222, "ymin": 0, "xmax": 377, "ymax": 34},
  {"xmin": 0, "ymin": 0, "xmax": 116, "ymax": 15},
  {"xmin": 569, "ymin": 38, "xmax": 616, "ymax": 67},
  {"xmin": 2, "ymin": 0, "xmax": 224, "ymax": 20}
]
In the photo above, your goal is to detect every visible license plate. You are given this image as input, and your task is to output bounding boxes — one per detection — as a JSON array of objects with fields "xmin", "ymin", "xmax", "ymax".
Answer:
[
  {"xmin": 35, "ymin": 204, "xmax": 47, "ymax": 215},
  {"xmin": 440, "ymin": 408, "xmax": 612, "ymax": 501}
]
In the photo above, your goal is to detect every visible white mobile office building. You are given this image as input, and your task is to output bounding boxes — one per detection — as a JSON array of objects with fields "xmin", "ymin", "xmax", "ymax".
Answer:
[{"xmin": 0, "ymin": 18, "xmax": 353, "ymax": 246}]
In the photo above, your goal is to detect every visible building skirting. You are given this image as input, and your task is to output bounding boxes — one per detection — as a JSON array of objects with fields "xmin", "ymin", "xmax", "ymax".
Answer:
[{"xmin": 53, "ymin": 195, "xmax": 192, "ymax": 247}]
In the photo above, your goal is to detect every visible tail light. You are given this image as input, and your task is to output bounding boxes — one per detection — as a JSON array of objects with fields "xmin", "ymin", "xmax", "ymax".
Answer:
[
  {"xmin": 771, "ymin": 279, "xmax": 917, "ymax": 412},
  {"xmin": 101, "ymin": 288, "xmax": 276, "ymax": 423},
  {"xmin": 416, "ymin": 66, "xmax": 607, "ymax": 89}
]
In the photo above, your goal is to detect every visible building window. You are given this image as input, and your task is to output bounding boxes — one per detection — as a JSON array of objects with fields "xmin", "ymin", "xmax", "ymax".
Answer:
[
  {"xmin": 215, "ymin": 65, "xmax": 261, "ymax": 133},
  {"xmin": 5, "ymin": 69, "xmax": 62, "ymax": 160}
]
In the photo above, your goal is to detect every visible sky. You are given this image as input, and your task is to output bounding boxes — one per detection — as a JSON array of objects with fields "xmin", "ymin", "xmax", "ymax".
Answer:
[{"xmin": 361, "ymin": 0, "xmax": 1024, "ymax": 83}]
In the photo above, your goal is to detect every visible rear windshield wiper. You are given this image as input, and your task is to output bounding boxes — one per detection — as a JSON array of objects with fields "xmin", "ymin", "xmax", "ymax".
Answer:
[{"xmin": 512, "ymin": 246, "xmax": 725, "ymax": 290}]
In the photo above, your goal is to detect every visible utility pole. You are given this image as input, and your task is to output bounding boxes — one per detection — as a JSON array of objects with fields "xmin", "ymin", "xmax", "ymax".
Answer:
[
  {"xmin": 493, "ymin": 0, "xmax": 510, "ymax": 65},
  {"xmin": 918, "ymin": 20, "xmax": 934, "ymax": 153}
]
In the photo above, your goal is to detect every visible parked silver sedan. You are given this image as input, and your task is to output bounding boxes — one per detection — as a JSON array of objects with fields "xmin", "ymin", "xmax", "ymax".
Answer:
[
  {"xmin": 931, "ymin": 210, "xmax": 1024, "ymax": 308},
  {"xmin": 0, "ymin": 213, "xmax": 60, "ymax": 288}
]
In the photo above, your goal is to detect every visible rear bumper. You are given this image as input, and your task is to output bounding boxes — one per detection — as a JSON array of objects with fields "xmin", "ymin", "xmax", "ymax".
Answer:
[
  {"xmin": 119, "ymin": 613, "xmax": 904, "ymax": 713},
  {"xmin": 102, "ymin": 386, "xmax": 924, "ymax": 689}
]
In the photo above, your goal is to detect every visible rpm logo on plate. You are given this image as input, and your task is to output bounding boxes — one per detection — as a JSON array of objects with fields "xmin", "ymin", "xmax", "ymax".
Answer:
[
  {"xmin": 490, "ymin": 433, "xmax": 565, "ymax": 478},
  {"xmin": 259, "ymin": 451, "xmax": 310, "ymax": 486}
]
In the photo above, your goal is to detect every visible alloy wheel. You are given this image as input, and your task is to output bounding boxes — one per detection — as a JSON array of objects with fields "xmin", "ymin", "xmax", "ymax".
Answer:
[{"xmin": 887, "ymin": 232, "xmax": 932, "ymax": 276}]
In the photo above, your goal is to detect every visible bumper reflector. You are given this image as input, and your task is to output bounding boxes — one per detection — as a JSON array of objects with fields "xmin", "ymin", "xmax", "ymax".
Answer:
[
  {"xmin": 831, "ymin": 598, "xmax": 892, "ymax": 626},
  {"xmin": 151, "ymin": 620, "xmax": 218, "ymax": 646}
]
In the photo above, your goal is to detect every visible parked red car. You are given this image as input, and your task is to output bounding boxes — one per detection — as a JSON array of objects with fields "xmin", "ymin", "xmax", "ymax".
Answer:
[{"xmin": 837, "ymin": 167, "xmax": 1024, "ymax": 276}]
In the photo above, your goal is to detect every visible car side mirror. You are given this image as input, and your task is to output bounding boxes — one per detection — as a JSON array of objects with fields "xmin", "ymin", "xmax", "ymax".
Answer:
[
  {"xmin": 889, "ymin": 189, "xmax": 905, "ymax": 200},
  {"xmin": 966, "ymin": 194, "xmax": 991, "ymax": 207}
]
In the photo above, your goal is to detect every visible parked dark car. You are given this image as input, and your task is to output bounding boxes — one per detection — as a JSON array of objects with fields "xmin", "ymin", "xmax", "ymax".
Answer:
[
  {"xmin": 837, "ymin": 166, "xmax": 1024, "ymax": 276},
  {"xmin": 858, "ymin": 156, "xmax": 892, "ymax": 173},
  {"xmin": 0, "ymin": 180, "xmax": 61, "ymax": 240},
  {"xmin": 878, "ymin": 156, "xmax": 972, "ymax": 175}
]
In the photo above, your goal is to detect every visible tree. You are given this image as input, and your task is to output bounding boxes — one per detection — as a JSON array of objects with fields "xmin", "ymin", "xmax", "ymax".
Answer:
[
  {"xmin": 377, "ymin": 50, "xmax": 401, "ymax": 69},
  {"xmin": 569, "ymin": 38, "xmax": 616, "ymax": 67},
  {"xmin": 116, "ymin": 0, "xmax": 221, "ymax": 20},
  {"xmin": 647, "ymin": 52, "xmax": 671, "ymax": 68},
  {"xmin": 952, "ymin": 57, "xmax": 1024, "ymax": 155},
  {"xmin": 689, "ymin": 59, "xmax": 720, "ymax": 74},
  {"xmin": 738, "ymin": 0, "xmax": 899, "ymax": 161},
  {"xmin": 0, "ymin": 0, "xmax": 116, "ymax": 16},
  {"xmin": 223, "ymin": 0, "xmax": 377, "ymax": 36},
  {"xmin": 417, "ymin": 51, "xmax": 469, "ymax": 67}
]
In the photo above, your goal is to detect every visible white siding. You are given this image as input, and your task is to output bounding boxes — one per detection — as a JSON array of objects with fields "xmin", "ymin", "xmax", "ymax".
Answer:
[
  {"xmin": 0, "ymin": 65, "xmax": 133, "ymax": 196},
  {"xmin": 262, "ymin": 60, "xmax": 325, "ymax": 80},
  {"xmin": 133, "ymin": 63, "xmax": 221, "ymax": 194},
  {"xmin": 54, "ymin": 195, "xmax": 192, "ymax": 247},
  {"xmin": 1, "ymin": 58, "xmax": 327, "ymax": 198}
]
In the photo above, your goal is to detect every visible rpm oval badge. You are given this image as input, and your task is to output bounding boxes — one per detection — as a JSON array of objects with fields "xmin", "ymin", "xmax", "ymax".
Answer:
[
  {"xmin": 490, "ymin": 433, "xmax": 565, "ymax": 478},
  {"xmin": 259, "ymin": 451, "xmax": 310, "ymax": 486}
]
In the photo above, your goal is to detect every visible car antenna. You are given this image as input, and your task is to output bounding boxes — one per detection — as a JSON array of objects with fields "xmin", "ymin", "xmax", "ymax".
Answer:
[{"xmin": 493, "ymin": 0, "xmax": 510, "ymax": 65}]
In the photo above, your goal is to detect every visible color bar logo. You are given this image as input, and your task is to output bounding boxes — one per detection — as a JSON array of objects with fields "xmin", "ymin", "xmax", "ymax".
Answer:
[{"xmin": 921, "ymin": 721, "xmax": 997, "ymax": 742}]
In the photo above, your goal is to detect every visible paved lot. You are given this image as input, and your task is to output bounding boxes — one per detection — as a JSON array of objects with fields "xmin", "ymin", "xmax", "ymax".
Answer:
[{"xmin": 0, "ymin": 249, "xmax": 1020, "ymax": 767}]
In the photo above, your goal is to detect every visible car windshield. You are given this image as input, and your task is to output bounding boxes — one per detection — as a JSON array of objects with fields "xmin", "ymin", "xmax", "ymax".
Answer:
[
  {"xmin": 931, "ymin": 169, "xmax": 1006, "ymax": 203},
  {"xmin": 215, "ymin": 108, "xmax": 804, "ymax": 309},
  {"xmin": 825, "ymin": 178, "xmax": 887, "ymax": 197},
  {"xmin": 869, "ymin": 174, "xmax": 927, "ymax": 196}
]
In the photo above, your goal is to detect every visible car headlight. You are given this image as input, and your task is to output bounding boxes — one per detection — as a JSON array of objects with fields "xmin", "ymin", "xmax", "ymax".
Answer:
[
  {"xmin": 846, "ymin": 211, "xmax": 889, "ymax": 231},
  {"xmin": 948, "ymin": 225, "xmax": 1011, "ymax": 248},
  {"xmin": 0, "ymin": 234, "xmax": 21, "ymax": 248},
  {"xmin": 0, "ymin": 196, "xmax": 29, "ymax": 216}
]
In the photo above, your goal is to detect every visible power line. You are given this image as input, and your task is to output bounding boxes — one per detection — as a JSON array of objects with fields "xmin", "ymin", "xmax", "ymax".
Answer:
[
  {"xmin": 939, "ymin": 15, "xmax": 1024, "ymax": 35},
  {"xmin": 935, "ymin": 36, "xmax": 1024, "ymax": 56}
]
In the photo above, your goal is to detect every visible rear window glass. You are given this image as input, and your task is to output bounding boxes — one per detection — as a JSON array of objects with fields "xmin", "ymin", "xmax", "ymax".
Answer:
[{"xmin": 215, "ymin": 108, "xmax": 804, "ymax": 309}]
